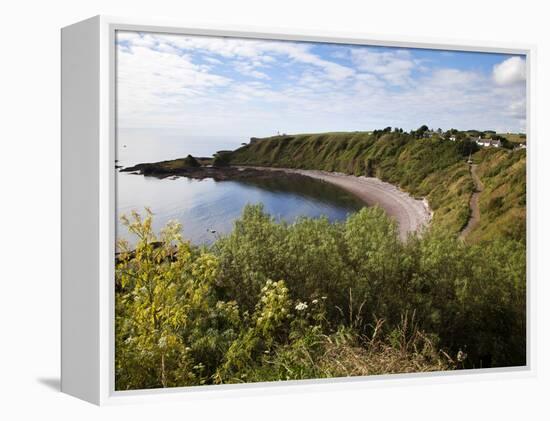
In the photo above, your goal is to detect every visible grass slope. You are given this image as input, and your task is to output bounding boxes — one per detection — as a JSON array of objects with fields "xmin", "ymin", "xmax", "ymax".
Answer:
[{"xmin": 469, "ymin": 148, "xmax": 526, "ymax": 243}]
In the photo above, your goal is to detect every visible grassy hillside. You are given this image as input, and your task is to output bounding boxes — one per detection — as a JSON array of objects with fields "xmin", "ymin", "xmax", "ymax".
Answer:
[
  {"xmin": 499, "ymin": 133, "xmax": 527, "ymax": 144},
  {"xmin": 470, "ymin": 148, "xmax": 527, "ymax": 243},
  {"xmin": 229, "ymin": 132, "xmax": 476, "ymax": 234}
]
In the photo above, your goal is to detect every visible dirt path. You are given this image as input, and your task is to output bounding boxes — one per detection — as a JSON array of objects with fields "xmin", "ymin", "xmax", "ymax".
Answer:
[
  {"xmin": 240, "ymin": 166, "xmax": 432, "ymax": 240},
  {"xmin": 460, "ymin": 164, "xmax": 484, "ymax": 240}
]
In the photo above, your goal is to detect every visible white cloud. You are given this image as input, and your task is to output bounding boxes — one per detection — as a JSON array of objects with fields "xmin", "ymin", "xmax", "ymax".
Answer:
[
  {"xmin": 493, "ymin": 56, "xmax": 526, "ymax": 85},
  {"xmin": 115, "ymin": 31, "xmax": 527, "ymax": 134},
  {"xmin": 142, "ymin": 33, "xmax": 354, "ymax": 81},
  {"xmin": 116, "ymin": 43, "xmax": 231, "ymax": 127},
  {"xmin": 350, "ymin": 49, "xmax": 417, "ymax": 86},
  {"xmin": 115, "ymin": 31, "xmax": 141, "ymax": 43},
  {"xmin": 232, "ymin": 61, "xmax": 270, "ymax": 80},
  {"xmin": 427, "ymin": 68, "xmax": 481, "ymax": 88}
]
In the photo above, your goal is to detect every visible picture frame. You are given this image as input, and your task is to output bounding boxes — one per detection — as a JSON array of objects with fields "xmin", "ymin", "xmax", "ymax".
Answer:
[{"xmin": 61, "ymin": 15, "xmax": 534, "ymax": 405}]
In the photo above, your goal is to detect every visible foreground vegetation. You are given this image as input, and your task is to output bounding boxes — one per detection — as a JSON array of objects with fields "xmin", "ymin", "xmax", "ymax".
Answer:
[{"xmin": 116, "ymin": 205, "xmax": 526, "ymax": 390}]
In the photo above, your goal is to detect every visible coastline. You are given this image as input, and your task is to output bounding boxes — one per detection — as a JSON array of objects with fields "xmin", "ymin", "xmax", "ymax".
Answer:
[
  {"xmin": 238, "ymin": 166, "xmax": 432, "ymax": 240},
  {"xmin": 121, "ymin": 161, "xmax": 433, "ymax": 240}
]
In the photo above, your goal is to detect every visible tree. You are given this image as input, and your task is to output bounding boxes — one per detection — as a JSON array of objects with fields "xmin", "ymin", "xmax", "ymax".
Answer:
[
  {"xmin": 414, "ymin": 125, "xmax": 429, "ymax": 139},
  {"xmin": 213, "ymin": 152, "xmax": 231, "ymax": 167},
  {"xmin": 184, "ymin": 154, "xmax": 200, "ymax": 167},
  {"xmin": 455, "ymin": 138, "xmax": 479, "ymax": 156}
]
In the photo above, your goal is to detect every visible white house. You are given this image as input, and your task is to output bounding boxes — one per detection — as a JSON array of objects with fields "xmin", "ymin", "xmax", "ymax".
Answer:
[{"xmin": 476, "ymin": 138, "xmax": 502, "ymax": 148}]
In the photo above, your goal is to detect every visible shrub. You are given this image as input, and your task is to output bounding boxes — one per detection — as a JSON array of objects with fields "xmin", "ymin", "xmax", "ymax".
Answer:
[{"xmin": 115, "ymin": 206, "xmax": 526, "ymax": 390}]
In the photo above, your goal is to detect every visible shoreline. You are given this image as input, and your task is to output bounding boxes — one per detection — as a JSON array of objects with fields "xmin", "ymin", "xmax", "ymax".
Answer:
[
  {"xmin": 238, "ymin": 166, "xmax": 432, "ymax": 240},
  {"xmin": 121, "ymin": 162, "xmax": 432, "ymax": 240}
]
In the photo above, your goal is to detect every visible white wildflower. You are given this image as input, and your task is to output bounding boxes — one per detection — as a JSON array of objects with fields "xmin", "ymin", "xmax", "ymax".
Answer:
[{"xmin": 295, "ymin": 302, "xmax": 308, "ymax": 311}]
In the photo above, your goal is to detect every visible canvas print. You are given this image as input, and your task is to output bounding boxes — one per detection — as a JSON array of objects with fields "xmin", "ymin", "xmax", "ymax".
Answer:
[{"xmin": 114, "ymin": 30, "xmax": 527, "ymax": 391}]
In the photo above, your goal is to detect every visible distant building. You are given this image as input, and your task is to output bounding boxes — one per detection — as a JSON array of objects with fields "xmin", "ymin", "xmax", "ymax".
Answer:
[
  {"xmin": 476, "ymin": 138, "xmax": 502, "ymax": 148},
  {"xmin": 490, "ymin": 138, "xmax": 502, "ymax": 148}
]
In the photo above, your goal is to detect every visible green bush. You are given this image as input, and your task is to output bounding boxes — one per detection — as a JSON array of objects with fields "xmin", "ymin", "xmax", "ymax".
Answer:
[{"xmin": 115, "ymin": 205, "xmax": 526, "ymax": 389}]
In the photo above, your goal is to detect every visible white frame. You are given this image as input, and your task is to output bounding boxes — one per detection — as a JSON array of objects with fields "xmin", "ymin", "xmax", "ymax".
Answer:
[{"xmin": 61, "ymin": 15, "xmax": 535, "ymax": 406}]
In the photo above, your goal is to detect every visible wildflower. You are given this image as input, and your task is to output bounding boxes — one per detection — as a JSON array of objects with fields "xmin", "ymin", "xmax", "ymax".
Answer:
[
  {"xmin": 295, "ymin": 302, "xmax": 308, "ymax": 311},
  {"xmin": 312, "ymin": 299, "xmax": 319, "ymax": 304}
]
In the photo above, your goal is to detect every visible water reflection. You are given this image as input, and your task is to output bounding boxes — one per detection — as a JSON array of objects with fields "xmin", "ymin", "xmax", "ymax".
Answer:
[{"xmin": 116, "ymin": 171, "xmax": 365, "ymax": 246}]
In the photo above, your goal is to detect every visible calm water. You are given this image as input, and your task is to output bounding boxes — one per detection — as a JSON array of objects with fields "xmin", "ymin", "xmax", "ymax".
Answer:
[{"xmin": 116, "ymin": 129, "xmax": 365, "ymax": 246}]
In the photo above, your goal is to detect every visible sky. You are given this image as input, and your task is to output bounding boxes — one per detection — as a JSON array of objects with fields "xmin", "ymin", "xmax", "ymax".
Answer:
[{"xmin": 116, "ymin": 31, "xmax": 527, "ymax": 137}]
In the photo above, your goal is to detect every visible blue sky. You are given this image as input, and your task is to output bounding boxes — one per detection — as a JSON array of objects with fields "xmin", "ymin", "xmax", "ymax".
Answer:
[{"xmin": 116, "ymin": 31, "xmax": 526, "ymax": 136}]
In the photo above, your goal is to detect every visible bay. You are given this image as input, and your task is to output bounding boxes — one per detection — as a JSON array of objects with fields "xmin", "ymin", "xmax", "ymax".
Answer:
[{"xmin": 116, "ymin": 129, "xmax": 364, "ymax": 245}]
